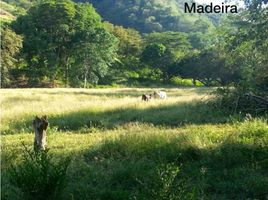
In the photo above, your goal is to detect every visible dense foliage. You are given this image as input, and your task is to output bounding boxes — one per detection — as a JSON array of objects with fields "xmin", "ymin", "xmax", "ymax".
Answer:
[
  {"xmin": 75, "ymin": 0, "xmax": 216, "ymax": 33},
  {"xmin": 101, "ymin": 22, "xmax": 144, "ymax": 84},
  {"xmin": 11, "ymin": 0, "xmax": 118, "ymax": 86},
  {"xmin": 2, "ymin": 0, "xmax": 34, "ymax": 10},
  {"xmin": 9, "ymin": 147, "xmax": 70, "ymax": 200},
  {"xmin": 0, "ymin": 27, "xmax": 23, "ymax": 87}
]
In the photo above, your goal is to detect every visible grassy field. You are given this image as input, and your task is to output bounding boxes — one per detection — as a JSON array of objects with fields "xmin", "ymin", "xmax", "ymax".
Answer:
[{"xmin": 1, "ymin": 88, "xmax": 268, "ymax": 200}]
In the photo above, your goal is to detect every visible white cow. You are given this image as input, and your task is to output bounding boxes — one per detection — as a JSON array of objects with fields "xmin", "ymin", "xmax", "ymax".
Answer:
[{"xmin": 153, "ymin": 91, "xmax": 167, "ymax": 99}]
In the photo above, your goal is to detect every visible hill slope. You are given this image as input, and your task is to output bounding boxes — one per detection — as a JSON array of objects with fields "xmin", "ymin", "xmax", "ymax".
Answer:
[
  {"xmin": 75, "ymin": 0, "xmax": 219, "ymax": 33},
  {"xmin": 2, "ymin": 0, "xmax": 222, "ymax": 33}
]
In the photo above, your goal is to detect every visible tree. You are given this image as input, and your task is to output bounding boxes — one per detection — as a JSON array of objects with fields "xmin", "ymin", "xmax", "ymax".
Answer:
[
  {"xmin": 144, "ymin": 32, "xmax": 192, "ymax": 60},
  {"xmin": 193, "ymin": 19, "xmax": 212, "ymax": 33},
  {"xmin": 203, "ymin": 0, "xmax": 268, "ymax": 112},
  {"xmin": 1, "ymin": 27, "xmax": 23, "ymax": 87},
  {"xmin": 12, "ymin": 0, "xmax": 77, "ymax": 85},
  {"xmin": 220, "ymin": 0, "xmax": 268, "ymax": 94},
  {"xmin": 104, "ymin": 22, "xmax": 143, "ymax": 58},
  {"xmin": 177, "ymin": 48, "xmax": 240, "ymax": 86},
  {"xmin": 12, "ymin": 0, "xmax": 118, "ymax": 87},
  {"xmin": 142, "ymin": 32, "xmax": 193, "ymax": 82},
  {"xmin": 141, "ymin": 43, "xmax": 176, "ymax": 81},
  {"xmin": 176, "ymin": 0, "xmax": 268, "ymax": 89},
  {"xmin": 64, "ymin": 2, "xmax": 118, "ymax": 87},
  {"xmin": 71, "ymin": 27, "xmax": 118, "ymax": 87},
  {"xmin": 102, "ymin": 22, "xmax": 144, "ymax": 84},
  {"xmin": 188, "ymin": 32, "xmax": 208, "ymax": 50}
]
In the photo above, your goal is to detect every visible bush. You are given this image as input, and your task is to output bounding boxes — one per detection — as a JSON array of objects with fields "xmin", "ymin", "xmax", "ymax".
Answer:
[
  {"xmin": 170, "ymin": 77, "xmax": 203, "ymax": 87},
  {"xmin": 212, "ymin": 88, "xmax": 268, "ymax": 114},
  {"xmin": 9, "ymin": 145, "xmax": 70, "ymax": 200},
  {"xmin": 137, "ymin": 163, "xmax": 198, "ymax": 200}
]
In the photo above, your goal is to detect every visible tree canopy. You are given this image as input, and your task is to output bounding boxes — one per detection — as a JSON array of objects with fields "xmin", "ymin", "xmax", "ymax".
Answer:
[
  {"xmin": 1, "ymin": 27, "xmax": 23, "ymax": 87},
  {"xmin": 11, "ymin": 0, "xmax": 118, "ymax": 86}
]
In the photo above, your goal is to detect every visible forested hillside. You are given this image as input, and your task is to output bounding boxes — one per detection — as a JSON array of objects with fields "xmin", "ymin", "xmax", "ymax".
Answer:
[
  {"xmin": 2, "ymin": 0, "xmax": 221, "ymax": 33},
  {"xmin": 75, "ymin": 0, "xmax": 220, "ymax": 33}
]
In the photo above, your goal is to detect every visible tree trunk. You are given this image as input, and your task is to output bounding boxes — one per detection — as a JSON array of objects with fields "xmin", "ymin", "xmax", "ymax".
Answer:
[
  {"xmin": 84, "ymin": 67, "xmax": 89, "ymax": 88},
  {"xmin": 84, "ymin": 75, "xmax": 87, "ymax": 88},
  {"xmin": 84, "ymin": 55, "xmax": 90, "ymax": 88},
  {"xmin": 192, "ymin": 78, "xmax": 197, "ymax": 86},
  {"xmin": 65, "ymin": 57, "xmax": 69, "ymax": 87}
]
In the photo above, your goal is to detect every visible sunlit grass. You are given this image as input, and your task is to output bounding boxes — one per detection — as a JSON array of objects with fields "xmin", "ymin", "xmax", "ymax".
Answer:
[
  {"xmin": 1, "ymin": 87, "xmax": 212, "ymax": 118},
  {"xmin": 1, "ymin": 87, "xmax": 215, "ymax": 134}
]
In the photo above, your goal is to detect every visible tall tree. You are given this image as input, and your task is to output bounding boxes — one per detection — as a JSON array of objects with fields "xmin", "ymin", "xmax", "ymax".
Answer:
[
  {"xmin": 145, "ymin": 32, "xmax": 192, "ymax": 60},
  {"xmin": 12, "ymin": 0, "xmax": 118, "ymax": 87},
  {"xmin": 1, "ymin": 27, "xmax": 23, "ymax": 87},
  {"xmin": 70, "ymin": 3, "xmax": 118, "ymax": 87},
  {"xmin": 102, "ymin": 22, "xmax": 143, "ymax": 84},
  {"xmin": 222, "ymin": 0, "xmax": 268, "ymax": 94},
  {"xmin": 71, "ymin": 27, "xmax": 118, "ymax": 87},
  {"xmin": 141, "ymin": 43, "xmax": 176, "ymax": 81},
  {"xmin": 12, "ymin": 0, "xmax": 76, "ymax": 85}
]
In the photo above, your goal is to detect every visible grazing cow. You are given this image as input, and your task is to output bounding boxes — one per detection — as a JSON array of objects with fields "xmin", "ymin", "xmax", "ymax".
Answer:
[
  {"xmin": 153, "ymin": 91, "xmax": 167, "ymax": 99},
  {"xmin": 142, "ymin": 94, "xmax": 152, "ymax": 101},
  {"xmin": 33, "ymin": 116, "xmax": 49, "ymax": 151}
]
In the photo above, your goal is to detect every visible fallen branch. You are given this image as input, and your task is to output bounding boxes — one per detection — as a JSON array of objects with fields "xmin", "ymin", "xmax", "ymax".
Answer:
[{"xmin": 245, "ymin": 93, "xmax": 268, "ymax": 106}]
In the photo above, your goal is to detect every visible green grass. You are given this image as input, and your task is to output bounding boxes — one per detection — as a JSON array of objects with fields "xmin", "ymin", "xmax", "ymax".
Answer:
[{"xmin": 1, "ymin": 88, "xmax": 268, "ymax": 200}]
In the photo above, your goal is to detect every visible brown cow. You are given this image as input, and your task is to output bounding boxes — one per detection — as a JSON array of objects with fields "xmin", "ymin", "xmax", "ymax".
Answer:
[{"xmin": 141, "ymin": 94, "xmax": 152, "ymax": 101}]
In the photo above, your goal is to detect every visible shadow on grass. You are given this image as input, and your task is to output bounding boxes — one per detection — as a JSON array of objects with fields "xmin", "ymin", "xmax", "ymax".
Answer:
[
  {"xmin": 2, "ymin": 119, "xmax": 267, "ymax": 200},
  {"xmin": 4, "ymin": 100, "xmax": 232, "ymax": 134},
  {"xmin": 63, "ymin": 132, "xmax": 268, "ymax": 200}
]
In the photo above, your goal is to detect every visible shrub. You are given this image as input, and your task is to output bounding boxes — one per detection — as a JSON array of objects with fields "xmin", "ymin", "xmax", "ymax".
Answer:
[
  {"xmin": 9, "ymin": 145, "xmax": 70, "ymax": 200},
  {"xmin": 136, "ymin": 163, "xmax": 198, "ymax": 200},
  {"xmin": 212, "ymin": 88, "xmax": 268, "ymax": 114}
]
